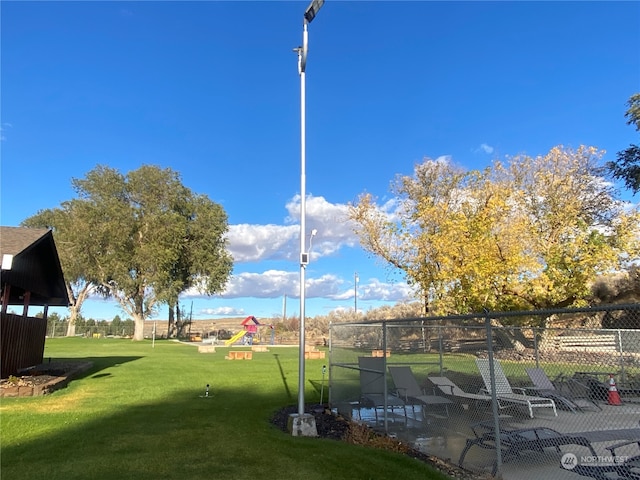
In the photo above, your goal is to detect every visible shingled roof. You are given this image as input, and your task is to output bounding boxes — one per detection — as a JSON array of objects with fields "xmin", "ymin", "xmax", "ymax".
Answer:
[{"xmin": 0, "ymin": 226, "xmax": 69, "ymax": 307}]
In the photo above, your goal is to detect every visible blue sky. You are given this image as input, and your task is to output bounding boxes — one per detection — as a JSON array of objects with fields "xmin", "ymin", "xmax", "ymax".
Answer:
[{"xmin": 2, "ymin": 1, "xmax": 639, "ymax": 322}]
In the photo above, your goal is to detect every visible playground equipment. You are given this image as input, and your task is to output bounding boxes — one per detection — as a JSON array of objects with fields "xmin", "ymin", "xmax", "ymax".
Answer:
[
  {"xmin": 224, "ymin": 316, "xmax": 275, "ymax": 346},
  {"xmin": 224, "ymin": 330, "xmax": 246, "ymax": 346}
]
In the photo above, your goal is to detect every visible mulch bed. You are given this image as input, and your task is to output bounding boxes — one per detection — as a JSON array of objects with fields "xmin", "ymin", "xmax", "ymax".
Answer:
[
  {"xmin": 0, "ymin": 361, "xmax": 93, "ymax": 397},
  {"xmin": 270, "ymin": 404, "xmax": 491, "ymax": 479}
]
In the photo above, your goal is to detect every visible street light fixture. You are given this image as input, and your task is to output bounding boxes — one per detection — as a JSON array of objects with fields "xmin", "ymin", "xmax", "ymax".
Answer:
[
  {"xmin": 304, "ymin": 0, "xmax": 324, "ymax": 24},
  {"xmin": 300, "ymin": 229, "xmax": 317, "ymax": 265},
  {"xmin": 290, "ymin": 0, "xmax": 324, "ymax": 438}
]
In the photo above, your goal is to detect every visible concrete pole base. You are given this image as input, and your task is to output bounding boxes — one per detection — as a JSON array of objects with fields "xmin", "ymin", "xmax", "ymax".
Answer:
[{"xmin": 287, "ymin": 413, "xmax": 318, "ymax": 437}]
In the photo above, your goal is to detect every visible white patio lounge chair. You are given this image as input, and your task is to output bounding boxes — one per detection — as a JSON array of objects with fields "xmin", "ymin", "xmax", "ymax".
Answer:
[
  {"xmin": 475, "ymin": 358, "xmax": 557, "ymax": 418},
  {"xmin": 428, "ymin": 375, "xmax": 496, "ymax": 411}
]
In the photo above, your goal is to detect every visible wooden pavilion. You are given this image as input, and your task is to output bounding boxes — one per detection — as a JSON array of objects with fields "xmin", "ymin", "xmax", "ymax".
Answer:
[{"xmin": 0, "ymin": 226, "xmax": 69, "ymax": 377}]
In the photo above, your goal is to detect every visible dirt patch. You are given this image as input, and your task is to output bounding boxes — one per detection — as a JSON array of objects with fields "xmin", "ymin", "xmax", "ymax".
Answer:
[{"xmin": 270, "ymin": 404, "xmax": 491, "ymax": 479}]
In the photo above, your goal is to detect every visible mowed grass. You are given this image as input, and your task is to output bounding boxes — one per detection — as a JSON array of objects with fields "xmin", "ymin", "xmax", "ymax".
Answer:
[{"xmin": 0, "ymin": 338, "xmax": 452, "ymax": 480}]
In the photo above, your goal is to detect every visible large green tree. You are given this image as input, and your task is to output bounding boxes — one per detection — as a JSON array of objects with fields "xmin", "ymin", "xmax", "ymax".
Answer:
[
  {"xmin": 25, "ymin": 165, "xmax": 233, "ymax": 340},
  {"xmin": 609, "ymin": 93, "xmax": 640, "ymax": 194},
  {"xmin": 349, "ymin": 146, "xmax": 640, "ymax": 315},
  {"xmin": 22, "ymin": 203, "xmax": 95, "ymax": 336}
]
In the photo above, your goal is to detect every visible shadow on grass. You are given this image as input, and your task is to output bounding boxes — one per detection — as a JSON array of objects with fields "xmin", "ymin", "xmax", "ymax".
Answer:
[
  {"xmin": 272, "ymin": 353, "xmax": 294, "ymax": 401},
  {"xmin": 1, "ymin": 384, "xmax": 321, "ymax": 480},
  {"xmin": 308, "ymin": 378, "xmax": 329, "ymax": 395},
  {"xmin": 273, "ymin": 354, "xmax": 329, "ymax": 402},
  {"xmin": 1, "ymin": 384, "xmax": 455, "ymax": 480},
  {"xmin": 3, "ymin": 345, "xmax": 453, "ymax": 480},
  {"xmin": 40, "ymin": 355, "xmax": 144, "ymax": 386}
]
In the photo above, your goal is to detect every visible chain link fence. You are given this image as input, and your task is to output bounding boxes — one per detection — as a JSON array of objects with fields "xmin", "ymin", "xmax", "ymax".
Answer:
[
  {"xmin": 46, "ymin": 322, "xmax": 136, "ymax": 338},
  {"xmin": 329, "ymin": 304, "xmax": 640, "ymax": 479}
]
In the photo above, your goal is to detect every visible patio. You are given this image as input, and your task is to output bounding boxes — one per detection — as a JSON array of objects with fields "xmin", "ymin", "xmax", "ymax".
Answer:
[
  {"xmin": 348, "ymin": 399, "xmax": 640, "ymax": 479},
  {"xmin": 329, "ymin": 306, "xmax": 640, "ymax": 479}
]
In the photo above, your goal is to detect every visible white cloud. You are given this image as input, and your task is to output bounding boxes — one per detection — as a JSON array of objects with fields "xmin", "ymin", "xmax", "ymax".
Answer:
[
  {"xmin": 476, "ymin": 143, "xmax": 494, "ymax": 154},
  {"xmin": 182, "ymin": 269, "xmax": 412, "ymax": 304},
  {"xmin": 181, "ymin": 194, "xmax": 414, "ymax": 312},
  {"xmin": 1, "ymin": 122, "xmax": 12, "ymax": 141},
  {"xmin": 358, "ymin": 277, "xmax": 415, "ymax": 302},
  {"xmin": 285, "ymin": 195, "xmax": 360, "ymax": 254},
  {"xmin": 227, "ymin": 223, "xmax": 298, "ymax": 262},
  {"xmin": 330, "ymin": 277, "xmax": 414, "ymax": 302},
  {"xmin": 227, "ymin": 194, "xmax": 360, "ymax": 263},
  {"xmin": 306, "ymin": 273, "xmax": 345, "ymax": 298},
  {"xmin": 199, "ymin": 306, "xmax": 245, "ymax": 316},
  {"xmin": 223, "ymin": 270, "xmax": 297, "ymax": 298},
  {"xmin": 218, "ymin": 270, "xmax": 351, "ymax": 300}
]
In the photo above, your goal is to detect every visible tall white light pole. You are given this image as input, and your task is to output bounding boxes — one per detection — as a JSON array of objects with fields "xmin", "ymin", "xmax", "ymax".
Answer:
[{"xmin": 291, "ymin": 0, "xmax": 324, "ymax": 435}]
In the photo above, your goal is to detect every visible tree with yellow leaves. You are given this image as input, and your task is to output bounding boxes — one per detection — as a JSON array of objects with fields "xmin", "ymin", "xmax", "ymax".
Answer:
[{"xmin": 349, "ymin": 146, "xmax": 640, "ymax": 315}]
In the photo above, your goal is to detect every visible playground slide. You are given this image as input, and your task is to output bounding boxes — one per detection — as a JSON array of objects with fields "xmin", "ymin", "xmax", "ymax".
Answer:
[{"xmin": 224, "ymin": 330, "xmax": 246, "ymax": 346}]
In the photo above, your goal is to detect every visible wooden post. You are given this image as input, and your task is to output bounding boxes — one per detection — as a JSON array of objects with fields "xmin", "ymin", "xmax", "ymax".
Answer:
[
  {"xmin": 1, "ymin": 283, "xmax": 10, "ymax": 315},
  {"xmin": 22, "ymin": 291, "xmax": 31, "ymax": 318}
]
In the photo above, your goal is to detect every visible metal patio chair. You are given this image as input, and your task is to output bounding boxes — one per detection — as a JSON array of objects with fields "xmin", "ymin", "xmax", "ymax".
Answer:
[
  {"xmin": 568, "ymin": 439, "xmax": 640, "ymax": 479},
  {"xmin": 526, "ymin": 367, "xmax": 601, "ymax": 413},
  {"xmin": 459, "ymin": 421, "xmax": 597, "ymax": 476},
  {"xmin": 476, "ymin": 358, "xmax": 557, "ymax": 418},
  {"xmin": 358, "ymin": 356, "xmax": 407, "ymax": 425},
  {"xmin": 387, "ymin": 366, "xmax": 452, "ymax": 420},
  {"xmin": 428, "ymin": 375, "xmax": 497, "ymax": 412}
]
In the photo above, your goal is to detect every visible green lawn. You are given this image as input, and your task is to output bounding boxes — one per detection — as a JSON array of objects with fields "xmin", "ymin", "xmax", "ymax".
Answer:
[{"xmin": 1, "ymin": 338, "xmax": 452, "ymax": 480}]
